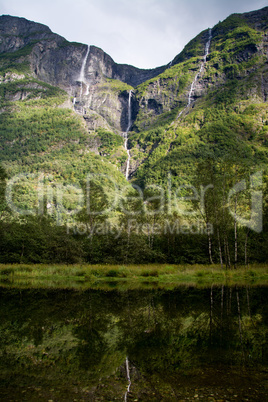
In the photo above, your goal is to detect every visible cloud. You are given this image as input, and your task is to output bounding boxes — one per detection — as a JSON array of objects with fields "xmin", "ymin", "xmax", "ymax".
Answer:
[{"xmin": 0, "ymin": 0, "xmax": 267, "ymax": 68}]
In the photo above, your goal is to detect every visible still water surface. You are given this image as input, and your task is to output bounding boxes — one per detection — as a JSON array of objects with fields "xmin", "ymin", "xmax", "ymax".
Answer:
[{"xmin": 0, "ymin": 286, "xmax": 267, "ymax": 401}]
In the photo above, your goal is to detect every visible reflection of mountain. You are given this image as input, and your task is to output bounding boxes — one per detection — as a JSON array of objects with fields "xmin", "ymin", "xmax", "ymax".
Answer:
[{"xmin": 0, "ymin": 287, "xmax": 267, "ymax": 400}]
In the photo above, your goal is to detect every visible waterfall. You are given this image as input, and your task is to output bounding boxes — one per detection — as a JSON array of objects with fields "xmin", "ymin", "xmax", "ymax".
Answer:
[
  {"xmin": 185, "ymin": 28, "xmax": 212, "ymax": 110},
  {"xmin": 124, "ymin": 357, "xmax": 131, "ymax": 402},
  {"xmin": 124, "ymin": 90, "xmax": 132, "ymax": 180},
  {"xmin": 204, "ymin": 28, "xmax": 212, "ymax": 63},
  {"xmin": 187, "ymin": 71, "xmax": 200, "ymax": 106},
  {"xmin": 79, "ymin": 45, "xmax": 90, "ymax": 98},
  {"xmin": 125, "ymin": 140, "xmax": 131, "ymax": 180},
  {"xmin": 127, "ymin": 89, "xmax": 132, "ymax": 132}
]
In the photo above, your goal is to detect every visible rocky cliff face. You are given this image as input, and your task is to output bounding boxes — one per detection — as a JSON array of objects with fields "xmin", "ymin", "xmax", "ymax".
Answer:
[
  {"xmin": 0, "ymin": 15, "xmax": 56, "ymax": 53},
  {"xmin": 0, "ymin": 15, "xmax": 166, "ymax": 134},
  {"xmin": 2, "ymin": 8, "xmax": 267, "ymax": 136},
  {"xmin": 132, "ymin": 7, "xmax": 268, "ymax": 133},
  {"xmin": 121, "ymin": 7, "xmax": 268, "ymax": 180},
  {"xmin": 1, "ymin": 8, "xmax": 268, "ymax": 181}
]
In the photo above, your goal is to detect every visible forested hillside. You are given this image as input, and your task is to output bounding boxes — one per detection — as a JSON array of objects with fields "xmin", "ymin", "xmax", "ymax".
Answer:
[{"xmin": 0, "ymin": 7, "xmax": 267, "ymax": 265}]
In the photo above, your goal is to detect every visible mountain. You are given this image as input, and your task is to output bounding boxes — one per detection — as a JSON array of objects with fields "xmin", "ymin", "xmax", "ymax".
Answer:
[
  {"xmin": 129, "ymin": 7, "xmax": 268, "ymax": 183},
  {"xmin": 1, "ymin": 8, "xmax": 268, "ymax": 177},
  {"xmin": 0, "ymin": 7, "xmax": 267, "ymax": 264},
  {"xmin": 0, "ymin": 15, "xmax": 165, "ymax": 132}
]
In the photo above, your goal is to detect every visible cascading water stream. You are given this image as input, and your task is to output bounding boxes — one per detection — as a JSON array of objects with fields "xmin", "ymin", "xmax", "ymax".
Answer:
[
  {"xmin": 79, "ymin": 45, "xmax": 90, "ymax": 98},
  {"xmin": 204, "ymin": 28, "xmax": 212, "ymax": 62},
  {"xmin": 187, "ymin": 28, "xmax": 212, "ymax": 107},
  {"xmin": 187, "ymin": 72, "xmax": 200, "ymax": 107},
  {"xmin": 124, "ymin": 356, "xmax": 131, "ymax": 402},
  {"xmin": 177, "ymin": 28, "xmax": 212, "ymax": 118},
  {"xmin": 124, "ymin": 90, "xmax": 132, "ymax": 180}
]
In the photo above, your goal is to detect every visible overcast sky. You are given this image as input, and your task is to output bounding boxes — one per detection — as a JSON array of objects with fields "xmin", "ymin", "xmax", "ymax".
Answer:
[{"xmin": 0, "ymin": 0, "xmax": 267, "ymax": 68}]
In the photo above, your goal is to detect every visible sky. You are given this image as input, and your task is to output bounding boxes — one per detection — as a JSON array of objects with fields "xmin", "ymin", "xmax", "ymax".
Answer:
[{"xmin": 0, "ymin": 0, "xmax": 267, "ymax": 69}]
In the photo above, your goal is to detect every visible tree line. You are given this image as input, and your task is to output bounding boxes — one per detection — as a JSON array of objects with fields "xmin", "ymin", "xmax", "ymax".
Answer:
[{"xmin": 0, "ymin": 163, "xmax": 267, "ymax": 265}]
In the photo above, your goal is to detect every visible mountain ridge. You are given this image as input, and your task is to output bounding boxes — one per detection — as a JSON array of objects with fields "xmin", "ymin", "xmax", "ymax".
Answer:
[
  {"xmin": 0, "ymin": 14, "xmax": 167, "ymax": 87},
  {"xmin": 0, "ymin": 7, "xmax": 268, "ymax": 265},
  {"xmin": 1, "ymin": 7, "xmax": 268, "ymax": 179},
  {"xmin": 1, "ymin": 6, "xmax": 267, "ymax": 139}
]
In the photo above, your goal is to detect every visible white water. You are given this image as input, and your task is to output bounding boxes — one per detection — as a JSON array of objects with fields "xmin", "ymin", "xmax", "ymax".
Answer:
[
  {"xmin": 79, "ymin": 45, "xmax": 90, "ymax": 98},
  {"xmin": 127, "ymin": 89, "xmax": 132, "ymax": 132},
  {"xmin": 124, "ymin": 90, "xmax": 132, "ymax": 180},
  {"xmin": 204, "ymin": 28, "xmax": 212, "ymax": 62},
  {"xmin": 186, "ymin": 28, "xmax": 212, "ymax": 108},
  {"xmin": 124, "ymin": 357, "xmax": 131, "ymax": 402},
  {"xmin": 187, "ymin": 71, "xmax": 200, "ymax": 106}
]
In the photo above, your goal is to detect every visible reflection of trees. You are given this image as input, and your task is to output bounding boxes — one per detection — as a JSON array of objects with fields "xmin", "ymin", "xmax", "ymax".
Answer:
[
  {"xmin": 116, "ymin": 287, "xmax": 268, "ymax": 378},
  {"xmin": 0, "ymin": 287, "xmax": 267, "ymax": 393}
]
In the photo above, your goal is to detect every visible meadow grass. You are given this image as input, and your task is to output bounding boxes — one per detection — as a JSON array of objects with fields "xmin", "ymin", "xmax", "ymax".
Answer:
[{"xmin": 0, "ymin": 263, "xmax": 267, "ymax": 289}]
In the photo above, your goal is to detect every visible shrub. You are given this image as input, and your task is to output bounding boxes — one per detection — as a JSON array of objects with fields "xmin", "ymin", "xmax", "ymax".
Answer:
[{"xmin": 105, "ymin": 269, "xmax": 119, "ymax": 277}]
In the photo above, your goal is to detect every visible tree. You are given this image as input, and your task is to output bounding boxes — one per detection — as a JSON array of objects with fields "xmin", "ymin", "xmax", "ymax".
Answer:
[{"xmin": 0, "ymin": 164, "xmax": 8, "ymax": 218}]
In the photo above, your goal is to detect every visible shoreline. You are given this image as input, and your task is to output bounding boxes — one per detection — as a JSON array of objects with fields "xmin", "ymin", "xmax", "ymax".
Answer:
[{"xmin": 0, "ymin": 263, "xmax": 267, "ymax": 289}]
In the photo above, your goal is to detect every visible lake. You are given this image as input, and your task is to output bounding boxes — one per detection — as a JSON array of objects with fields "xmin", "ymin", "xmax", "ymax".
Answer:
[{"xmin": 0, "ymin": 285, "xmax": 267, "ymax": 401}]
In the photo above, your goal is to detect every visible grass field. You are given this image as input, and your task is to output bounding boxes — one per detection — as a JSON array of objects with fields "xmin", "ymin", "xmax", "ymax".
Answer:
[{"xmin": 0, "ymin": 263, "xmax": 267, "ymax": 289}]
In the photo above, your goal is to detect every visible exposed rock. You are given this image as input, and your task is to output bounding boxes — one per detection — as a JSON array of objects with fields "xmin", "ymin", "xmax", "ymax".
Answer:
[
  {"xmin": 1, "ymin": 7, "xmax": 268, "ymax": 171},
  {"xmin": 0, "ymin": 15, "xmax": 167, "ymax": 133},
  {"xmin": 83, "ymin": 110, "xmax": 114, "ymax": 132},
  {"xmin": 0, "ymin": 72, "xmax": 25, "ymax": 82},
  {"xmin": 0, "ymin": 14, "xmax": 55, "ymax": 54}
]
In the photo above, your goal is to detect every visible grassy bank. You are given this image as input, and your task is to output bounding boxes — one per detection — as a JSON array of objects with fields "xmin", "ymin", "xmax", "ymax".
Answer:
[{"xmin": 0, "ymin": 263, "xmax": 267, "ymax": 289}]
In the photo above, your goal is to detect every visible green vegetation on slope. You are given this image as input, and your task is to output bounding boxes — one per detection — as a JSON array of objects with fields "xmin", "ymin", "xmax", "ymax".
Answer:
[
  {"xmin": 0, "ymin": 70, "xmax": 128, "ymax": 225},
  {"xmin": 0, "ymin": 8, "xmax": 268, "ymax": 266}
]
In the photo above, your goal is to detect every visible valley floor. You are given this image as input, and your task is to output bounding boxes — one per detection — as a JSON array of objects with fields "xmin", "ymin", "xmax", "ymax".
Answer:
[{"xmin": 0, "ymin": 263, "xmax": 267, "ymax": 289}]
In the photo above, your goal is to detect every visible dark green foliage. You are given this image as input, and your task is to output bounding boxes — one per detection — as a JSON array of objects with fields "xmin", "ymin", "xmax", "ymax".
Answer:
[
  {"xmin": 0, "ymin": 216, "xmax": 84, "ymax": 263},
  {"xmin": 0, "ymin": 8, "xmax": 268, "ymax": 265},
  {"xmin": 96, "ymin": 128, "xmax": 124, "ymax": 153},
  {"xmin": 105, "ymin": 269, "xmax": 119, "ymax": 277},
  {"xmin": 0, "ymin": 42, "xmax": 37, "ymax": 72},
  {"xmin": 172, "ymin": 30, "xmax": 209, "ymax": 65},
  {"xmin": 0, "ymin": 78, "xmax": 65, "ymax": 100},
  {"xmin": 0, "ymin": 164, "xmax": 7, "ymax": 215}
]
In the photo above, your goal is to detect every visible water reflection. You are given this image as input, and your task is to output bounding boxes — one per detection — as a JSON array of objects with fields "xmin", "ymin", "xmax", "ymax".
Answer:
[{"xmin": 0, "ymin": 286, "xmax": 267, "ymax": 401}]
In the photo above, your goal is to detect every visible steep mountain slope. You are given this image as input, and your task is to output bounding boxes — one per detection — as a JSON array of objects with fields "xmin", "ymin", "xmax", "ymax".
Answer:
[
  {"xmin": 128, "ymin": 7, "xmax": 268, "ymax": 183},
  {"xmin": 0, "ymin": 15, "xmax": 144, "ymax": 219},
  {"xmin": 0, "ymin": 15, "xmax": 165, "ymax": 133},
  {"xmin": 1, "ymin": 8, "xmax": 268, "ymax": 183},
  {"xmin": 0, "ymin": 8, "xmax": 268, "ymax": 265}
]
